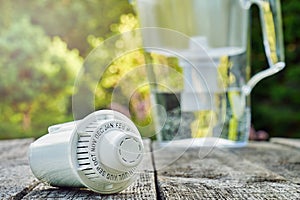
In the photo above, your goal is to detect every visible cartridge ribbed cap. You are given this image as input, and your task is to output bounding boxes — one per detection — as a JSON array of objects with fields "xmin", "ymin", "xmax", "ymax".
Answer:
[{"xmin": 99, "ymin": 130, "xmax": 143, "ymax": 171}]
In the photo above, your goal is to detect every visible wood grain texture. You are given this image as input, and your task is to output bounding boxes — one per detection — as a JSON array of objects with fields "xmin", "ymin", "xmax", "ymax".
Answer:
[
  {"xmin": 22, "ymin": 172, "xmax": 156, "ymax": 200},
  {"xmin": 271, "ymin": 137, "xmax": 300, "ymax": 149},
  {"xmin": 157, "ymin": 176, "xmax": 299, "ymax": 200},
  {"xmin": 1, "ymin": 138, "xmax": 300, "ymax": 199},
  {"xmin": 153, "ymin": 141, "xmax": 300, "ymax": 200},
  {"xmin": 22, "ymin": 139, "xmax": 157, "ymax": 200},
  {"xmin": 0, "ymin": 139, "xmax": 39, "ymax": 200},
  {"xmin": 232, "ymin": 142, "xmax": 300, "ymax": 184}
]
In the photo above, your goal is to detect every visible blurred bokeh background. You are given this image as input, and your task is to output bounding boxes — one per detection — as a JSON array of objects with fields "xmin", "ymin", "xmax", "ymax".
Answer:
[{"xmin": 0, "ymin": 0, "xmax": 299, "ymax": 139}]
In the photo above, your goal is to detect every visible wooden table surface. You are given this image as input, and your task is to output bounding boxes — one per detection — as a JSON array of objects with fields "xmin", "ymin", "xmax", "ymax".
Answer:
[{"xmin": 0, "ymin": 138, "xmax": 299, "ymax": 199}]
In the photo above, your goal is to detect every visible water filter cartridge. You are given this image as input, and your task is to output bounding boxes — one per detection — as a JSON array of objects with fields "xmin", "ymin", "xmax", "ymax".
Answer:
[{"xmin": 28, "ymin": 110, "xmax": 144, "ymax": 194}]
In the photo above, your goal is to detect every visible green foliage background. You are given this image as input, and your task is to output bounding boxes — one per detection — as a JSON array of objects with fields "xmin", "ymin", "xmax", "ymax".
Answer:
[
  {"xmin": 251, "ymin": 2, "xmax": 300, "ymax": 138},
  {"xmin": 0, "ymin": 0, "xmax": 299, "ymax": 139},
  {"xmin": 0, "ymin": 0, "xmax": 138, "ymax": 139}
]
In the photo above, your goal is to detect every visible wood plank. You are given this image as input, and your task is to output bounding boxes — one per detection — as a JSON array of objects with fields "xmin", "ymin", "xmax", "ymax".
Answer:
[
  {"xmin": 271, "ymin": 137, "xmax": 300, "ymax": 149},
  {"xmin": 22, "ymin": 173, "xmax": 156, "ymax": 200},
  {"xmin": 156, "ymin": 176, "xmax": 299, "ymax": 199},
  {"xmin": 23, "ymin": 139, "xmax": 157, "ymax": 199},
  {"xmin": 0, "ymin": 138, "xmax": 34, "ymax": 160},
  {"xmin": 3, "ymin": 138, "xmax": 299, "ymax": 199},
  {"xmin": 231, "ymin": 142, "xmax": 300, "ymax": 184},
  {"xmin": 0, "ymin": 139, "xmax": 39, "ymax": 200},
  {"xmin": 153, "ymin": 141, "xmax": 300, "ymax": 200}
]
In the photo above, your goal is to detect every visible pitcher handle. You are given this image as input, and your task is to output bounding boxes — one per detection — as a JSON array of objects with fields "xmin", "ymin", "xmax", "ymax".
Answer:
[{"xmin": 243, "ymin": 0, "xmax": 285, "ymax": 95}]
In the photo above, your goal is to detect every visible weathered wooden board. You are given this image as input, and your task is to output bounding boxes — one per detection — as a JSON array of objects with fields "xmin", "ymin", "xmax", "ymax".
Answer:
[
  {"xmin": 153, "ymin": 142, "xmax": 300, "ymax": 200},
  {"xmin": 0, "ymin": 139, "xmax": 39, "ymax": 200},
  {"xmin": 156, "ymin": 176, "xmax": 299, "ymax": 199},
  {"xmin": 271, "ymin": 137, "xmax": 300, "ymax": 149},
  {"xmin": 22, "ymin": 139, "xmax": 156, "ymax": 200},
  {"xmin": 22, "ymin": 172, "xmax": 156, "ymax": 200},
  {"xmin": 232, "ymin": 142, "xmax": 300, "ymax": 184},
  {"xmin": 2, "ymin": 138, "xmax": 300, "ymax": 199}
]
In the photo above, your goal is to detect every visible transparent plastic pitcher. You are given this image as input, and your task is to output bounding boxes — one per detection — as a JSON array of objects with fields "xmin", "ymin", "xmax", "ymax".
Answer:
[{"xmin": 133, "ymin": 0, "xmax": 285, "ymax": 147}]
